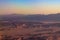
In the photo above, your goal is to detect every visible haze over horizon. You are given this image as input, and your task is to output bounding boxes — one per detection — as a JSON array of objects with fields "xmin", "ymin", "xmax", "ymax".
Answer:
[{"xmin": 0, "ymin": 0, "xmax": 60, "ymax": 15}]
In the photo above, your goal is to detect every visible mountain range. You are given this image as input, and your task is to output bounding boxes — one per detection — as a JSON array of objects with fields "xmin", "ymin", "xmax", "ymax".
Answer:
[{"xmin": 0, "ymin": 13, "xmax": 60, "ymax": 22}]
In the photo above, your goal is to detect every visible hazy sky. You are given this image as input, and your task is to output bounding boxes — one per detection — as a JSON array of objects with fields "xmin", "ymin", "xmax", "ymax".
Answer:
[{"xmin": 0, "ymin": 0, "xmax": 60, "ymax": 15}]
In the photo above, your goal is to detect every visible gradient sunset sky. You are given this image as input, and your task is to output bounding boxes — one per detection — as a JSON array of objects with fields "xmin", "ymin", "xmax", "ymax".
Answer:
[{"xmin": 0, "ymin": 0, "xmax": 60, "ymax": 15}]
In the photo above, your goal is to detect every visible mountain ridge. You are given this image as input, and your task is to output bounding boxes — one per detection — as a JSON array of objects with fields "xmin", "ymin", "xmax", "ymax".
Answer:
[{"xmin": 0, "ymin": 13, "xmax": 60, "ymax": 22}]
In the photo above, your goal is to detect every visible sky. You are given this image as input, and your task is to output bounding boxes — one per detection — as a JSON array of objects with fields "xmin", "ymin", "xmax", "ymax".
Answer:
[{"xmin": 0, "ymin": 0, "xmax": 60, "ymax": 15}]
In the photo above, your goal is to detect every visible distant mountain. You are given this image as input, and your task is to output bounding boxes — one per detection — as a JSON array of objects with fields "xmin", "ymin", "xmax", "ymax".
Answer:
[{"xmin": 0, "ymin": 13, "xmax": 60, "ymax": 22}]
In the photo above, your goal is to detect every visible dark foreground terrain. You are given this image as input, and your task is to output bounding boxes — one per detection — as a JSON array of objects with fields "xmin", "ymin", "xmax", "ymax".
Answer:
[{"xmin": 0, "ymin": 21, "xmax": 60, "ymax": 40}]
